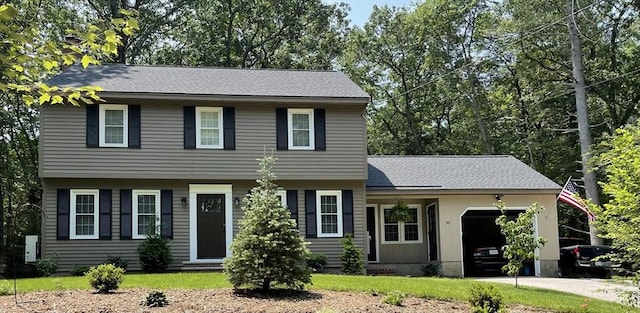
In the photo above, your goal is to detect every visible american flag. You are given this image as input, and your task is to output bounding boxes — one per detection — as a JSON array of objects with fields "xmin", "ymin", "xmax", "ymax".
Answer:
[{"xmin": 558, "ymin": 177, "xmax": 595, "ymax": 221}]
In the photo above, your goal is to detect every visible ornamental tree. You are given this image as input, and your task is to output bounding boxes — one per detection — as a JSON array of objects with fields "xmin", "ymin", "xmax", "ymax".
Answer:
[
  {"xmin": 495, "ymin": 202, "xmax": 546, "ymax": 288},
  {"xmin": 223, "ymin": 155, "xmax": 311, "ymax": 292}
]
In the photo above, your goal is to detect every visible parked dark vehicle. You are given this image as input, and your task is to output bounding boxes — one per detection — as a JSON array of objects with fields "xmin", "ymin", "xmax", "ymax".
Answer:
[
  {"xmin": 558, "ymin": 245, "xmax": 614, "ymax": 278},
  {"xmin": 473, "ymin": 247, "xmax": 507, "ymax": 273}
]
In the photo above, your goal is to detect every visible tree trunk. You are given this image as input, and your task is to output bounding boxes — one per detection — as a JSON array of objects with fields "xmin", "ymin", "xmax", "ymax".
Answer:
[{"xmin": 566, "ymin": 0, "xmax": 601, "ymax": 245}]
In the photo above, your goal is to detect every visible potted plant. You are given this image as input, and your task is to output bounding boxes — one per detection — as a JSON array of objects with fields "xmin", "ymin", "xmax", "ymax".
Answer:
[{"xmin": 386, "ymin": 200, "xmax": 414, "ymax": 223}]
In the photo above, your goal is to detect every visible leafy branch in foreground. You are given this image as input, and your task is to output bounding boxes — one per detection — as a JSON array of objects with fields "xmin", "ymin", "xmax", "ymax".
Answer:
[{"xmin": 0, "ymin": 4, "xmax": 138, "ymax": 106}]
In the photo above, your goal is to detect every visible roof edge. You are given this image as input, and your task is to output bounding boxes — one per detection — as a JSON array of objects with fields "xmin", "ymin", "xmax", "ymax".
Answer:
[{"xmin": 99, "ymin": 91, "xmax": 370, "ymax": 104}]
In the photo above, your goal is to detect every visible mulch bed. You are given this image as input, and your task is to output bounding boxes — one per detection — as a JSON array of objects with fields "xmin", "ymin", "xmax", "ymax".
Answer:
[{"xmin": 0, "ymin": 288, "xmax": 554, "ymax": 312}]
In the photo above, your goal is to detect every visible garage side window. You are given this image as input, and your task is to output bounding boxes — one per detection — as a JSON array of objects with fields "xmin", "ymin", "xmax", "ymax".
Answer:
[{"xmin": 381, "ymin": 204, "xmax": 423, "ymax": 244}]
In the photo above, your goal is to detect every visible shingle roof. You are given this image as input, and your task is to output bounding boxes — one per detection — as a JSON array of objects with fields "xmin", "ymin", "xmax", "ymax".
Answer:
[
  {"xmin": 367, "ymin": 155, "xmax": 561, "ymax": 191},
  {"xmin": 48, "ymin": 64, "xmax": 369, "ymax": 100}
]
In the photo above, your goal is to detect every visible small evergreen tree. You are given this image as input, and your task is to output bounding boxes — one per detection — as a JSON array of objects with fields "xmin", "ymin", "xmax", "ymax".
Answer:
[
  {"xmin": 495, "ymin": 202, "xmax": 546, "ymax": 287},
  {"xmin": 224, "ymin": 155, "xmax": 311, "ymax": 292},
  {"xmin": 341, "ymin": 233, "xmax": 363, "ymax": 274}
]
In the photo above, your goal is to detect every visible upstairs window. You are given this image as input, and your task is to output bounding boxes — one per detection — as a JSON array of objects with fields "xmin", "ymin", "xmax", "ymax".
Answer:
[
  {"xmin": 70, "ymin": 189, "xmax": 99, "ymax": 239},
  {"xmin": 196, "ymin": 107, "xmax": 223, "ymax": 149},
  {"xmin": 99, "ymin": 104, "xmax": 128, "ymax": 147},
  {"xmin": 288, "ymin": 109, "xmax": 315, "ymax": 150},
  {"xmin": 132, "ymin": 190, "xmax": 161, "ymax": 239}
]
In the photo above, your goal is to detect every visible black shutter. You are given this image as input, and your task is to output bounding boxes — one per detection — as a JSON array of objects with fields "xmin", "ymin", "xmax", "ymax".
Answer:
[
  {"xmin": 223, "ymin": 107, "xmax": 235, "ymax": 150},
  {"xmin": 184, "ymin": 106, "xmax": 196, "ymax": 149},
  {"xmin": 342, "ymin": 190, "xmax": 354, "ymax": 236},
  {"xmin": 120, "ymin": 189, "xmax": 132, "ymax": 240},
  {"xmin": 86, "ymin": 104, "xmax": 98, "ymax": 148},
  {"xmin": 128, "ymin": 105, "xmax": 141, "ymax": 148},
  {"xmin": 99, "ymin": 189, "xmax": 112, "ymax": 240},
  {"xmin": 276, "ymin": 108, "xmax": 288, "ymax": 150},
  {"xmin": 314, "ymin": 109, "xmax": 326, "ymax": 151},
  {"xmin": 56, "ymin": 189, "xmax": 70, "ymax": 240},
  {"xmin": 286, "ymin": 190, "xmax": 298, "ymax": 227},
  {"xmin": 160, "ymin": 190, "xmax": 173, "ymax": 239},
  {"xmin": 305, "ymin": 190, "xmax": 317, "ymax": 238}
]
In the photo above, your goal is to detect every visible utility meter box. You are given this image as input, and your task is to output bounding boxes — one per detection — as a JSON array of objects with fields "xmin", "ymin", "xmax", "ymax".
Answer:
[{"xmin": 25, "ymin": 235, "xmax": 39, "ymax": 263}]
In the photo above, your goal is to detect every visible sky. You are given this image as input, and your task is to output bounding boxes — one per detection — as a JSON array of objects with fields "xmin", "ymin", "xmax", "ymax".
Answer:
[{"xmin": 324, "ymin": 0, "xmax": 415, "ymax": 27}]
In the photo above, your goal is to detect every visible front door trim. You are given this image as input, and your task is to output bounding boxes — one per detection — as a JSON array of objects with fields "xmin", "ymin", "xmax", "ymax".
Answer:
[{"xmin": 189, "ymin": 184, "xmax": 233, "ymax": 262}]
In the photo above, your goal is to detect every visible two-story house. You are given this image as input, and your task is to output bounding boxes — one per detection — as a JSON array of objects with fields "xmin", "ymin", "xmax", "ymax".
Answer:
[{"xmin": 42, "ymin": 64, "xmax": 561, "ymax": 277}]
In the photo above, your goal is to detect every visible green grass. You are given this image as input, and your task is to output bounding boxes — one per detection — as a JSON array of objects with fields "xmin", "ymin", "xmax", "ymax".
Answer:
[{"xmin": 2, "ymin": 273, "xmax": 637, "ymax": 313}]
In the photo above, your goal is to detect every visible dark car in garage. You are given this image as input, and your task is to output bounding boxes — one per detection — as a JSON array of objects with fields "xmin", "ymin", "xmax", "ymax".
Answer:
[{"xmin": 473, "ymin": 247, "xmax": 507, "ymax": 273}]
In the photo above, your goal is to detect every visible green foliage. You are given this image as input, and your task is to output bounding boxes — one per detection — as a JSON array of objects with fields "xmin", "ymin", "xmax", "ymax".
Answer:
[
  {"xmin": 340, "ymin": 234, "xmax": 363, "ymax": 275},
  {"xmin": 0, "ymin": 281, "xmax": 13, "ymax": 296},
  {"xmin": 70, "ymin": 265, "xmax": 91, "ymax": 276},
  {"xmin": 469, "ymin": 284, "xmax": 503, "ymax": 313},
  {"xmin": 495, "ymin": 202, "xmax": 547, "ymax": 287},
  {"xmin": 85, "ymin": 264, "xmax": 125, "ymax": 293},
  {"xmin": 306, "ymin": 253, "xmax": 328, "ymax": 272},
  {"xmin": 137, "ymin": 232, "xmax": 172, "ymax": 273},
  {"xmin": 386, "ymin": 200, "xmax": 413, "ymax": 223},
  {"xmin": 0, "ymin": 3, "xmax": 138, "ymax": 106},
  {"xmin": 421, "ymin": 261, "xmax": 441, "ymax": 277},
  {"xmin": 35, "ymin": 257, "xmax": 58, "ymax": 277},
  {"xmin": 106, "ymin": 255, "xmax": 128, "ymax": 271},
  {"xmin": 382, "ymin": 290, "xmax": 405, "ymax": 306},
  {"xmin": 224, "ymin": 155, "xmax": 311, "ymax": 292},
  {"xmin": 142, "ymin": 290, "xmax": 169, "ymax": 307}
]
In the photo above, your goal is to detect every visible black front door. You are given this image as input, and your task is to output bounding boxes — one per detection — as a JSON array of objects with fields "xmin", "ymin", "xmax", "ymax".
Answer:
[
  {"xmin": 197, "ymin": 194, "xmax": 226, "ymax": 259},
  {"xmin": 366, "ymin": 206, "xmax": 377, "ymax": 262}
]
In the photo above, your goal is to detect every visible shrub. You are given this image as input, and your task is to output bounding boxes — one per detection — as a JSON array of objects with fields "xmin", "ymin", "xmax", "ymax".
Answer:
[
  {"xmin": 142, "ymin": 291, "xmax": 169, "ymax": 307},
  {"xmin": 340, "ymin": 234, "xmax": 363, "ymax": 274},
  {"xmin": 306, "ymin": 253, "xmax": 328, "ymax": 272},
  {"xmin": 0, "ymin": 281, "xmax": 13, "ymax": 296},
  {"xmin": 382, "ymin": 290, "xmax": 405, "ymax": 306},
  {"xmin": 106, "ymin": 255, "xmax": 128, "ymax": 271},
  {"xmin": 469, "ymin": 284, "xmax": 503, "ymax": 313},
  {"xmin": 224, "ymin": 156, "xmax": 311, "ymax": 292},
  {"xmin": 137, "ymin": 233, "xmax": 172, "ymax": 273},
  {"xmin": 421, "ymin": 261, "xmax": 440, "ymax": 277},
  {"xmin": 70, "ymin": 265, "xmax": 91, "ymax": 276},
  {"xmin": 85, "ymin": 264, "xmax": 125, "ymax": 293},
  {"xmin": 35, "ymin": 257, "xmax": 58, "ymax": 277}
]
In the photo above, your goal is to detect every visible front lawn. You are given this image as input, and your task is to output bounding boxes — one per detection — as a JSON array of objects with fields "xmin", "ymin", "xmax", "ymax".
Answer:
[{"xmin": 1, "ymin": 273, "xmax": 636, "ymax": 313}]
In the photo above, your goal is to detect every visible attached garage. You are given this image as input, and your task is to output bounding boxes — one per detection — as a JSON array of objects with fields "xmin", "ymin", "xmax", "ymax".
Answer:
[{"xmin": 366, "ymin": 155, "xmax": 561, "ymax": 277}]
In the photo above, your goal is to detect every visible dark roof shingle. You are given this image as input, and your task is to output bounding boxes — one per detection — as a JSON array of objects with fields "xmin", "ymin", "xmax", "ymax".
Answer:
[
  {"xmin": 367, "ymin": 155, "xmax": 561, "ymax": 191},
  {"xmin": 48, "ymin": 64, "xmax": 370, "ymax": 99}
]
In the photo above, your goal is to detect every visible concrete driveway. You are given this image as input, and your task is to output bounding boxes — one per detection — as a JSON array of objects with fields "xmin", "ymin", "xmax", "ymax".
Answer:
[{"xmin": 476, "ymin": 277, "xmax": 637, "ymax": 304}]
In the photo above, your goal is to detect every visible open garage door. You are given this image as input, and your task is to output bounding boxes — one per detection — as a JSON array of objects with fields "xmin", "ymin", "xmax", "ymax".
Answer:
[{"xmin": 461, "ymin": 210, "xmax": 534, "ymax": 277}]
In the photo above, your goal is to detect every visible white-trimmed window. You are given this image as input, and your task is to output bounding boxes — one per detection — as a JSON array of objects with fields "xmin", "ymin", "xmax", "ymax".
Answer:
[
  {"xmin": 381, "ymin": 204, "xmax": 423, "ymax": 244},
  {"xmin": 132, "ymin": 190, "xmax": 161, "ymax": 239},
  {"xmin": 70, "ymin": 189, "xmax": 99, "ymax": 239},
  {"xmin": 99, "ymin": 104, "xmax": 128, "ymax": 147},
  {"xmin": 275, "ymin": 190, "xmax": 287, "ymax": 208},
  {"xmin": 288, "ymin": 109, "xmax": 314, "ymax": 150},
  {"xmin": 196, "ymin": 107, "xmax": 223, "ymax": 149},
  {"xmin": 316, "ymin": 190, "xmax": 342, "ymax": 237}
]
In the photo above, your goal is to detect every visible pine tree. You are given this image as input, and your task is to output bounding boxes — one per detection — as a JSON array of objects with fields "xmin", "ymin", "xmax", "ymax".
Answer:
[{"xmin": 223, "ymin": 155, "xmax": 311, "ymax": 292}]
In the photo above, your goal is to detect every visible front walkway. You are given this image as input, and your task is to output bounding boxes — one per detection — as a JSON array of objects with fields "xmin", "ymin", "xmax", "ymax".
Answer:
[{"xmin": 476, "ymin": 277, "xmax": 637, "ymax": 304}]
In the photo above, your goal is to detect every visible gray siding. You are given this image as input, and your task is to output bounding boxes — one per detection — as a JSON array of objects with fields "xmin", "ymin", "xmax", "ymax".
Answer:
[
  {"xmin": 40, "ymin": 100, "xmax": 367, "ymax": 180},
  {"xmin": 42, "ymin": 179, "xmax": 365, "ymax": 273}
]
